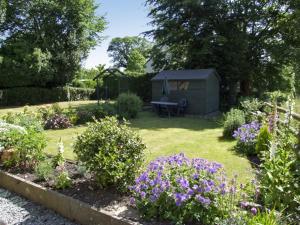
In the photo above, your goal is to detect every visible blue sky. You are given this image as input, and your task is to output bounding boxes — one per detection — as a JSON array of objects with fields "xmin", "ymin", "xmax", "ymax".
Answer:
[{"xmin": 83, "ymin": 0, "xmax": 152, "ymax": 69}]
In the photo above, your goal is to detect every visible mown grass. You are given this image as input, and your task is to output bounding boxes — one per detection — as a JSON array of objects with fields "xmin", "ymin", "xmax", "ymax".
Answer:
[
  {"xmin": 44, "ymin": 111, "xmax": 254, "ymax": 182},
  {"xmin": 0, "ymin": 102, "xmax": 254, "ymax": 182},
  {"xmin": 296, "ymin": 97, "xmax": 300, "ymax": 113}
]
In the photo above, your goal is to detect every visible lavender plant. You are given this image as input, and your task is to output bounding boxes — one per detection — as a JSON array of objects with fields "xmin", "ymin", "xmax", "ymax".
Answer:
[
  {"xmin": 233, "ymin": 121, "xmax": 261, "ymax": 155},
  {"xmin": 130, "ymin": 153, "xmax": 253, "ymax": 225}
]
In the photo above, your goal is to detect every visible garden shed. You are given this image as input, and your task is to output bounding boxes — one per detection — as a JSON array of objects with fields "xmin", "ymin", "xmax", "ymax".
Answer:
[{"xmin": 151, "ymin": 69, "xmax": 220, "ymax": 115}]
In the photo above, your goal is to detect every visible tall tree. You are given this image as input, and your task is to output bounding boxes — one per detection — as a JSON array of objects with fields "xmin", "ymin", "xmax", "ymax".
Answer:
[
  {"xmin": 146, "ymin": 0, "xmax": 298, "ymax": 104},
  {"xmin": 107, "ymin": 36, "xmax": 152, "ymax": 73},
  {"xmin": 0, "ymin": 0, "xmax": 106, "ymax": 88}
]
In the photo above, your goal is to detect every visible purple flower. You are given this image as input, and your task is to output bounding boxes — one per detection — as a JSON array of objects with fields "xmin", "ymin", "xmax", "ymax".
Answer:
[
  {"xmin": 233, "ymin": 121, "xmax": 261, "ymax": 143},
  {"xmin": 251, "ymin": 207, "xmax": 257, "ymax": 215},
  {"xmin": 177, "ymin": 177, "xmax": 190, "ymax": 189},
  {"xmin": 195, "ymin": 195, "xmax": 211, "ymax": 206},
  {"xmin": 174, "ymin": 193, "xmax": 189, "ymax": 206}
]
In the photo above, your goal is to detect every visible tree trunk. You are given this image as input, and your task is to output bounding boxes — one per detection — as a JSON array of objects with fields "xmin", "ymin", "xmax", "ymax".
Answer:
[{"xmin": 240, "ymin": 79, "xmax": 251, "ymax": 96}]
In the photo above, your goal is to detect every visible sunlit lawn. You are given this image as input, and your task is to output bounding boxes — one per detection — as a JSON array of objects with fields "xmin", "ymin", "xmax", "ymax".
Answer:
[
  {"xmin": 296, "ymin": 97, "xmax": 300, "ymax": 113},
  {"xmin": 0, "ymin": 101, "xmax": 254, "ymax": 182},
  {"xmin": 45, "ymin": 111, "xmax": 254, "ymax": 182}
]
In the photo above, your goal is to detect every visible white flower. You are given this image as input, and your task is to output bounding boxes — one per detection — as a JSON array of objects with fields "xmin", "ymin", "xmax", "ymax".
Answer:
[
  {"xmin": 0, "ymin": 121, "xmax": 27, "ymax": 134},
  {"xmin": 58, "ymin": 139, "xmax": 64, "ymax": 154}
]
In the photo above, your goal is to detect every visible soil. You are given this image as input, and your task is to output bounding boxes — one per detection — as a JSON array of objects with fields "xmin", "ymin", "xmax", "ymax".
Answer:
[{"xmin": 0, "ymin": 160, "xmax": 170, "ymax": 225}]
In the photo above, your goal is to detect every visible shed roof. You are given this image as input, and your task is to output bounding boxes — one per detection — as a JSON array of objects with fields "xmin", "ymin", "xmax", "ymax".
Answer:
[{"xmin": 151, "ymin": 69, "xmax": 217, "ymax": 81}]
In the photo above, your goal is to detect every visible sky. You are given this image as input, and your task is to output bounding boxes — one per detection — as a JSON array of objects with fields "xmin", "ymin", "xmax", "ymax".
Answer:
[{"xmin": 83, "ymin": 0, "xmax": 152, "ymax": 69}]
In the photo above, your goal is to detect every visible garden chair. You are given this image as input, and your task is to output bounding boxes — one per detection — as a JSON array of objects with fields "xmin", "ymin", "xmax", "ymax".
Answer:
[{"xmin": 177, "ymin": 98, "xmax": 188, "ymax": 116}]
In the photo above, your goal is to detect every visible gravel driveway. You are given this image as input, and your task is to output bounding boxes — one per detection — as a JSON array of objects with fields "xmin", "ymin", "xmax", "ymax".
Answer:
[{"xmin": 0, "ymin": 188, "xmax": 78, "ymax": 225}]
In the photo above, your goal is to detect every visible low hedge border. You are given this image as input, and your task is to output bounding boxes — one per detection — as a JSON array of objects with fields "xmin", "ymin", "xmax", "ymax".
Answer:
[
  {"xmin": 0, "ymin": 170, "xmax": 137, "ymax": 225},
  {"xmin": 0, "ymin": 87, "xmax": 95, "ymax": 106}
]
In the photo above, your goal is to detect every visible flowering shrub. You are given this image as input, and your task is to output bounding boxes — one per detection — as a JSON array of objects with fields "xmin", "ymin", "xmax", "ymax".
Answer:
[
  {"xmin": 233, "ymin": 121, "xmax": 261, "ymax": 155},
  {"xmin": 44, "ymin": 114, "xmax": 72, "ymax": 129},
  {"xmin": 130, "ymin": 153, "xmax": 251, "ymax": 225}
]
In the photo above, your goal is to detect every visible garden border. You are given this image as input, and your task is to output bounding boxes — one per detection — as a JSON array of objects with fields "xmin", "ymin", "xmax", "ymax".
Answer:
[{"xmin": 0, "ymin": 170, "xmax": 137, "ymax": 225}]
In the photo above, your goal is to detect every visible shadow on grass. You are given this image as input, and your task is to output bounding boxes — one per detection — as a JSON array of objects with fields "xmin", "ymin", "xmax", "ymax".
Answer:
[{"xmin": 130, "ymin": 111, "xmax": 223, "ymax": 132}]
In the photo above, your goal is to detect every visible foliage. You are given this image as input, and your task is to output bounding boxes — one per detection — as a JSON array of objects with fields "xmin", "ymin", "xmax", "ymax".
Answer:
[
  {"xmin": 255, "ymin": 126, "xmax": 273, "ymax": 156},
  {"xmin": 263, "ymin": 91, "xmax": 289, "ymax": 106},
  {"xmin": 233, "ymin": 121, "xmax": 261, "ymax": 156},
  {"xmin": 44, "ymin": 114, "xmax": 72, "ymax": 130},
  {"xmin": 223, "ymin": 109, "xmax": 245, "ymax": 139},
  {"xmin": 107, "ymin": 36, "xmax": 152, "ymax": 72},
  {"xmin": 73, "ymin": 117, "xmax": 146, "ymax": 191},
  {"xmin": 54, "ymin": 167, "xmax": 72, "ymax": 189},
  {"xmin": 34, "ymin": 160, "xmax": 54, "ymax": 181},
  {"xmin": 246, "ymin": 210, "xmax": 282, "ymax": 225},
  {"xmin": 117, "ymin": 93, "xmax": 142, "ymax": 119},
  {"xmin": 239, "ymin": 98, "xmax": 264, "ymax": 123},
  {"xmin": 52, "ymin": 140, "xmax": 65, "ymax": 167},
  {"xmin": 130, "ymin": 153, "xmax": 254, "ymax": 225},
  {"xmin": 0, "ymin": 0, "xmax": 106, "ymax": 88},
  {"xmin": 145, "ymin": 0, "xmax": 299, "ymax": 104},
  {"xmin": 0, "ymin": 121, "xmax": 27, "ymax": 150},
  {"xmin": 259, "ymin": 102, "xmax": 300, "ymax": 223},
  {"xmin": 0, "ymin": 87, "xmax": 95, "ymax": 106},
  {"xmin": 2, "ymin": 109, "xmax": 43, "ymax": 132}
]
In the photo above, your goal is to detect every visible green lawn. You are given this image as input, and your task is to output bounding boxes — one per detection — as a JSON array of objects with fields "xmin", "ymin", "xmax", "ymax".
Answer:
[
  {"xmin": 44, "ymin": 111, "xmax": 254, "ymax": 182},
  {"xmin": 0, "ymin": 102, "xmax": 254, "ymax": 182},
  {"xmin": 296, "ymin": 97, "xmax": 300, "ymax": 113}
]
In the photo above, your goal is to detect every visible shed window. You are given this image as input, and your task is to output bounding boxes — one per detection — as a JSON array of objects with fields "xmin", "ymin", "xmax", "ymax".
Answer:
[
  {"xmin": 168, "ymin": 81, "xmax": 190, "ymax": 91},
  {"xmin": 178, "ymin": 81, "xmax": 189, "ymax": 91}
]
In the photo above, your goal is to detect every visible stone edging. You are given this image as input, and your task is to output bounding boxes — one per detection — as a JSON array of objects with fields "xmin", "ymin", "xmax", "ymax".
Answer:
[{"xmin": 0, "ymin": 170, "xmax": 138, "ymax": 225}]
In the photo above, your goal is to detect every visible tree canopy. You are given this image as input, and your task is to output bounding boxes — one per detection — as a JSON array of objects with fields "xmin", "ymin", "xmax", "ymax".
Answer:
[
  {"xmin": 146, "ymin": 0, "xmax": 300, "ymax": 102},
  {"xmin": 0, "ymin": 0, "xmax": 106, "ymax": 88},
  {"xmin": 107, "ymin": 36, "xmax": 152, "ymax": 74}
]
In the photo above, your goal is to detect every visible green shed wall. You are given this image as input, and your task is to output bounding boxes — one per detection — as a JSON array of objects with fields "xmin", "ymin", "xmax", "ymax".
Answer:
[{"xmin": 151, "ymin": 74, "xmax": 219, "ymax": 115}]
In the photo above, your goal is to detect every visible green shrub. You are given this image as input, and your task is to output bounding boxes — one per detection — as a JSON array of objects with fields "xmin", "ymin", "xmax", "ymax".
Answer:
[
  {"xmin": 2, "ymin": 109, "xmax": 44, "ymax": 132},
  {"xmin": 34, "ymin": 160, "xmax": 54, "ymax": 181},
  {"xmin": 239, "ymin": 97, "xmax": 264, "ymax": 123},
  {"xmin": 74, "ymin": 117, "xmax": 146, "ymax": 191},
  {"xmin": 223, "ymin": 109, "xmax": 246, "ymax": 138},
  {"xmin": 76, "ymin": 110, "xmax": 94, "ymax": 124},
  {"xmin": 255, "ymin": 125, "xmax": 272, "ymax": 155},
  {"xmin": 117, "ymin": 93, "xmax": 142, "ymax": 119}
]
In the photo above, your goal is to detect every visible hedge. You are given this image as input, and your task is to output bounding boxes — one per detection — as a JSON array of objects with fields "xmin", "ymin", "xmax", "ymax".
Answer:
[
  {"xmin": 0, "ymin": 87, "xmax": 95, "ymax": 106},
  {"xmin": 101, "ymin": 73, "xmax": 154, "ymax": 102}
]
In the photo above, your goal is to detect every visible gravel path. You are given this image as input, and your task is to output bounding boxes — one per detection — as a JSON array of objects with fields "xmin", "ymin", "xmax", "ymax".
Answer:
[{"xmin": 0, "ymin": 188, "xmax": 78, "ymax": 225}]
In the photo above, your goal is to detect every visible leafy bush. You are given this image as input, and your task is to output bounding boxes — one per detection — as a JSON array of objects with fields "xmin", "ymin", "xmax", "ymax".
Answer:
[
  {"xmin": 255, "ymin": 125, "xmax": 272, "ymax": 155},
  {"xmin": 37, "ymin": 106, "xmax": 53, "ymax": 121},
  {"xmin": 34, "ymin": 160, "xmax": 54, "ymax": 181},
  {"xmin": 51, "ymin": 103, "xmax": 64, "ymax": 115},
  {"xmin": 44, "ymin": 114, "xmax": 72, "ymax": 129},
  {"xmin": 117, "ymin": 93, "xmax": 142, "ymax": 119},
  {"xmin": 130, "ymin": 153, "xmax": 253, "ymax": 225},
  {"xmin": 233, "ymin": 121, "xmax": 261, "ymax": 155},
  {"xmin": 239, "ymin": 98, "xmax": 264, "ymax": 123},
  {"xmin": 75, "ymin": 110, "xmax": 94, "ymax": 124},
  {"xmin": 74, "ymin": 117, "xmax": 146, "ymax": 191},
  {"xmin": 2, "ymin": 109, "xmax": 44, "ymax": 132},
  {"xmin": 223, "ymin": 109, "xmax": 245, "ymax": 138}
]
